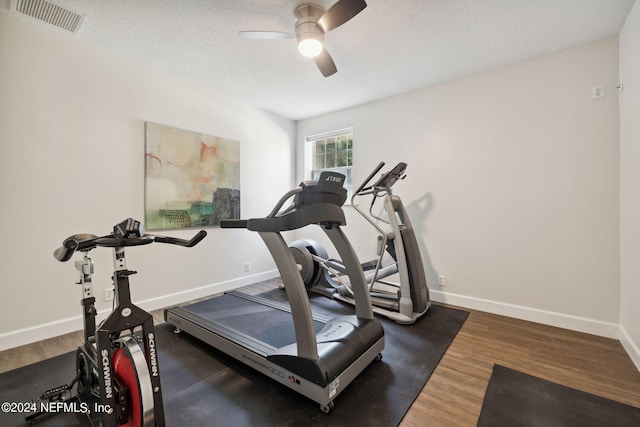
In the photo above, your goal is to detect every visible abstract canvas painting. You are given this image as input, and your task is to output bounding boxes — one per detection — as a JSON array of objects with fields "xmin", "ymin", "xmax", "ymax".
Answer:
[{"xmin": 145, "ymin": 122, "xmax": 240, "ymax": 230}]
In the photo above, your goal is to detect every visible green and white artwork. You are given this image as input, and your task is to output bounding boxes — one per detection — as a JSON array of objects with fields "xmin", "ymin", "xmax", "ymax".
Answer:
[{"xmin": 144, "ymin": 122, "xmax": 240, "ymax": 230}]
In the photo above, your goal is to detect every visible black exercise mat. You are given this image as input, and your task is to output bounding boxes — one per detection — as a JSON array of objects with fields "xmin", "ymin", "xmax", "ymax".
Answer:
[
  {"xmin": 0, "ymin": 293, "xmax": 467, "ymax": 427},
  {"xmin": 477, "ymin": 364, "xmax": 640, "ymax": 427}
]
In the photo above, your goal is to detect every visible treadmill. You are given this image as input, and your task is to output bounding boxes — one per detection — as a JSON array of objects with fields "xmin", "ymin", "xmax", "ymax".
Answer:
[{"xmin": 165, "ymin": 171, "xmax": 385, "ymax": 413}]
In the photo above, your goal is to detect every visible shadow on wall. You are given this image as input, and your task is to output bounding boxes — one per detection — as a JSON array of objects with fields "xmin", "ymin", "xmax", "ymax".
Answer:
[{"xmin": 405, "ymin": 192, "xmax": 438, "ymax": 292}]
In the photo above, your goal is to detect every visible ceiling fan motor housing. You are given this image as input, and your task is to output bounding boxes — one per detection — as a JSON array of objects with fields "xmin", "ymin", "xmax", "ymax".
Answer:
[
  {"xmin": 294, "ymin": 3, "xmax": 325, "ymax": 47},
  {"xmin": 239, "ymin": 0, "xmax": 366, "ymax": 76}
]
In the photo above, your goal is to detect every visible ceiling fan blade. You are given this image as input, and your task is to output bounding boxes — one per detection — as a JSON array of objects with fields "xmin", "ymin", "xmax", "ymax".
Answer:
[
  {"xmin": 314, "ymin": 49, "xmax": 337, "ymax": 77},
  {"xmin": 239, "ymin": 31, "xmax": 295, "ymax": 39},
  {"xmin": 318, "ymin": 0, "xmax": 367, "ymax": 32}
]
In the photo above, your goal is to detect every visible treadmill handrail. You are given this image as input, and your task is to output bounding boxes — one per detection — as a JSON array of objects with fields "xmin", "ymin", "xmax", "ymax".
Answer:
[
  {"xmin": 267, "ymin": 188, "xmax": 302, "ymax": 218},
  {"xmin": 221, "ymin": 173, "xmax": 348, "ymax": 233}
]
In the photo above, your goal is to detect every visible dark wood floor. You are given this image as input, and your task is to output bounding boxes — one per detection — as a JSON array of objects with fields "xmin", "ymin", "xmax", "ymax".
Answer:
[
  {"xmin": 2, "ymin": 289, "xmax": 640, "ymax": 426},
  {"xmin": 399, "ymin": 306, "xmax": 640, "ymax": 426}
]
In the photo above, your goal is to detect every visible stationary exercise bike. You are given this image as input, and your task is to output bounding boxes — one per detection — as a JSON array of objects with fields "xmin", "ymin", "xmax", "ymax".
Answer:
[
  {"xmin": 27, "ymin": 219, "xmax": 206, "ymax": 427},
  {"xmin": 290, "ymin": 162, "xmax": 430, "ymax": 324}
]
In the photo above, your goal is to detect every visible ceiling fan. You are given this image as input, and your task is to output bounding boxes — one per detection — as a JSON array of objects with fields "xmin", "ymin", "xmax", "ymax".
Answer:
[{"xmin": 239, "ymin": 0, "xmax": 367, "ymax": 77}]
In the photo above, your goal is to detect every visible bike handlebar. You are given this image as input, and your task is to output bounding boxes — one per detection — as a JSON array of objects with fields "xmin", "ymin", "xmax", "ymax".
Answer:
[
  {"xmin": 54, "ymin": 229, "xmax": 207, "ymax": 262},
  {"xmin": 54, "ymin": 234, "xmax": 99, "ymax": 262},
  {"xmin": 154, "ymin": 230, "xmax": 207, "ymax": 247}
]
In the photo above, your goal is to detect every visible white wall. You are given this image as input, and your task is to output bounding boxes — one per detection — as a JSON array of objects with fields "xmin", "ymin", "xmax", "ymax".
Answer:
[
  {"xmin": 619, "ymin": 1, "xmax": 640, "ymax": 369},
  {"xmin": 296, "ymin": 37, "xmax": 621, "ymax": 338},
  {"xmin": 0, "ymin": 13, "xmax": 295, "ymax": 350}
]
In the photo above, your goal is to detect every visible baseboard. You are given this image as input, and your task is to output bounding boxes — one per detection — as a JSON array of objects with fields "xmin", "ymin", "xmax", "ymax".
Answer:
[
  {"xmin": 619, "ymin": 325, "xmax": 640, "ymax": 372},
  {"xmin": 430, "ymin": 289, "xmax": 620, "ymax": 339},
  {"xmin": 141, "ymin": 269, "xmax": 279, "ymax": 311},
  {"xmin": 2, "ymin": 278, "xmax": 627, "ymax": 355},
  {"xmin": 0, "ymin": 270, "xmax": 279, "ymax": 352}
]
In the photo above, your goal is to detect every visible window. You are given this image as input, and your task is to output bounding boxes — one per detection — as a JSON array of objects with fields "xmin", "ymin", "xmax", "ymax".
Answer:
[{"xmin": 305, "ymin": 128, "xmax": 353, "ymax": 200}]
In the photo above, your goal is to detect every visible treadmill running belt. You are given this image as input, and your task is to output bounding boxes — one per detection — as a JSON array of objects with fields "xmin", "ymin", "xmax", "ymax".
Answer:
[{"xmin": 181, "ymin": 294, "xmax": 325, "ymax": 349}]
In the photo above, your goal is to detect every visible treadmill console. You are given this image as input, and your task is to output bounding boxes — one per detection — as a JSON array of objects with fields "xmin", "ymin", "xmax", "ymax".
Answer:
[{"xmin": 295, "ymin": 171, "xmax": 347, "ymax": 209}]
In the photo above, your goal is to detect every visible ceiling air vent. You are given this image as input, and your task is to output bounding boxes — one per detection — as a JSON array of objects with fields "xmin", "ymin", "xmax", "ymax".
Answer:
[{"xmin": 11, "ymin": 0, "xmax": 85, "ymax": 34}]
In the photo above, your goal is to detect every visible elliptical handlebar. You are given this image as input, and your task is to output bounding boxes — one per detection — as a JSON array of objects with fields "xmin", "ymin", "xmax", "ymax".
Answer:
[
  {"xmin": 371, "ymin": 162, "xmax": 407, "ymax": 190},
  {"xmin": 349, "ymin": 162, "xmax": 409, "ymax": 232},
  {"xmin": 352, "ymin": 162, "xmax": 386, "ymax": 198},
  {"xmin": 351, "ymin": 161, "xmax": 407, "ymax": 200},
  {"xmin": 53, "ymin": 220, "xmax": 207, "ymax": 262},
  {"xmin": 351, "ymin": 161, "xmax": 408, "ymax": 204}
]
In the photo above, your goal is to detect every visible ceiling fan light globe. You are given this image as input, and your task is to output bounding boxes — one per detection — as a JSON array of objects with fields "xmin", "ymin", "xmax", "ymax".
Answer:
[{"xmin": 298, "ymin": 38, "xmax": 323, "ymax": 57}]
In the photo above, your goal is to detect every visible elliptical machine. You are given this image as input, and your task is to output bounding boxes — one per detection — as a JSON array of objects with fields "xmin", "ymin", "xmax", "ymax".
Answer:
[
  {"xmin": 27, "ymin": 219, "xmax": 206, "ymax": 427},
  {"xmin": 290, "ymin": 162, "xmax": 430, "ymax": 324}
]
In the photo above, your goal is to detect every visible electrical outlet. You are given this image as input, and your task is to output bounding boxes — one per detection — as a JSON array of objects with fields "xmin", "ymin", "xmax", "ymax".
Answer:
[
  {"xmin": 244, "ymin": 262, "xmax": 250, "ymax": 272},
  {"xmin": 104, "ymin": 288, "xmax": 114, "ymax": 301},
  {"xmin": 593, "ymin": 86, "xmax": 605, "ymax": 100},
  {"xmin": 438, "ymin": 275, "xmax": 446, "ymax": 287}
]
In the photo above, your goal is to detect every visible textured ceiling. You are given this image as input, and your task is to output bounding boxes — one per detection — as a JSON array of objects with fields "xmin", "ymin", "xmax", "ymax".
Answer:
[{"xmin": 4, "ymin": 0, "xmax": 636, "ymax": 120}]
